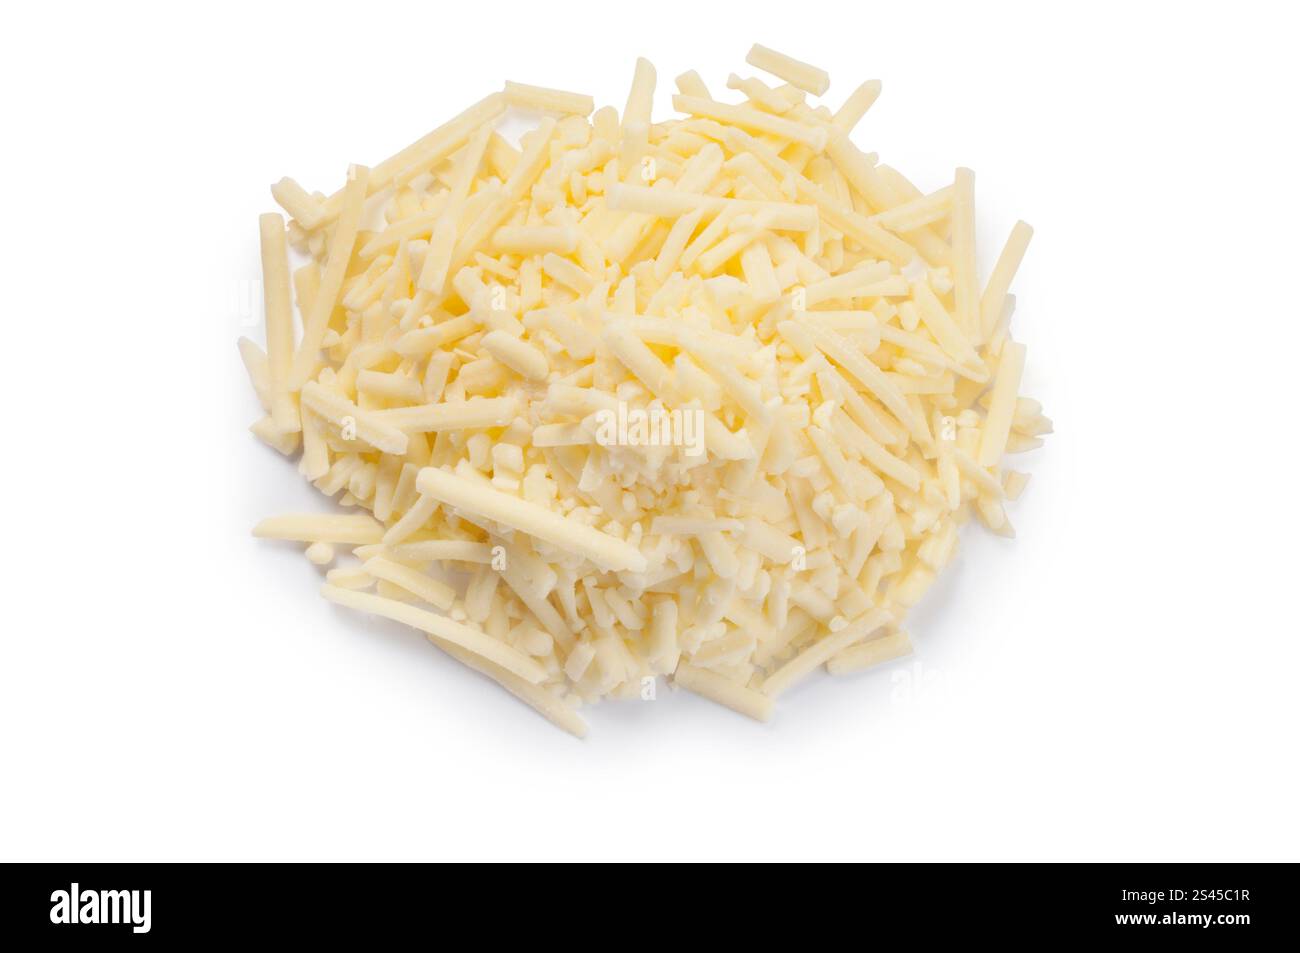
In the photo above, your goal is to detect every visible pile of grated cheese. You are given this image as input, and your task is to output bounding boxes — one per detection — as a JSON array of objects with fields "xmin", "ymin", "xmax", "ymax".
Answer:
[{"xmin": 241, "ymin": 45, "xmax": 1050, "ymax": 737}]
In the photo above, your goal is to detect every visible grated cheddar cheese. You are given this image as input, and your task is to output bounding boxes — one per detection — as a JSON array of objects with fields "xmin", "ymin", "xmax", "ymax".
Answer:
[{"xmin": 243, "ymin": 45, "xmax": 1051, "ymax": 737}]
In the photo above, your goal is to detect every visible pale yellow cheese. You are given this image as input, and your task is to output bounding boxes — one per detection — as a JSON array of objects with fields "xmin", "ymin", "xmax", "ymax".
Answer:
[
  {"xmin": 258, "ymin": 213, "xmax": 300, "ymax": 432},
  {"xmin": 504, "ymin": 81, "xmax": 594, "ymax": 116},
  {"xmin": 675, "ymin": 663, "xmax": 773, "ymax": 722},
  {"xmin": 253, "ymin": 513, "xmax": 385, "ymax": 545},
  {"xmin": 291, "ymin": 165, "xmax": 369, "ymax": 388},
  {"xmin": 321, "ymin": 584, "xmax": 546, "ymax": 684},
  {"xmin": 416, "ymin": 467, "xmax": 647, "ymax": 573},
  {"xmin": 827, "ymin": 629, "xmax": 913, "ymax": 674},
  {"xmin": 247, "ymin": 47, "xmax": 1048, "ymax": 737},
  {"xmin": 745, "ymin": 43, "xmax": 831, "ymax": 97}
]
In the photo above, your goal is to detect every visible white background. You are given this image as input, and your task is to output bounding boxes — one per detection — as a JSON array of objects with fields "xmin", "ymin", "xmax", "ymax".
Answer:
[{"xmin": 2, "ymin": 0, "xmax": 1297, "ymax": 862}]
